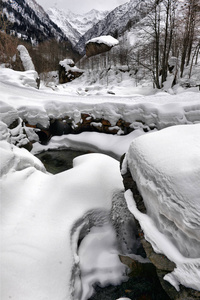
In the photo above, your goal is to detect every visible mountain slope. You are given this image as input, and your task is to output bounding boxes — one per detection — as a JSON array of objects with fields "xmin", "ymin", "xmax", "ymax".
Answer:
[
  {"xmin": 75, "ymin": 0, "xmax": 149, "ymax": 54},
  {"xmin": 47, "ymin": 8, "xmax": 109, "ymax": 46},
  {"xmin": 66, "ymin": 9, "xmax": 109, "ymax": 36},
  {"xmin": 1, "ymin": 0, "xmax": 69, "ymax": 44},
  {"xmin": 47, "ymin": 8, "xmax": 82, "ymax": 46}
]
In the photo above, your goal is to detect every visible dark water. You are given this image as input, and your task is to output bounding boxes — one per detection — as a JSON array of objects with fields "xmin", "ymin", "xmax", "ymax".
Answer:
[{"xmin": 35, "ymin": 149, "xmax": 89, "ymax": 174}]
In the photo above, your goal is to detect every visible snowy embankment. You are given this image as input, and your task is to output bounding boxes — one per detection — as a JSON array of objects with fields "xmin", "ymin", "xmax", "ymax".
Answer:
[
  {"xmin": 0, "ymin": 68, "xmax": 200, "ymax": 159},
  {"xmin": 123, "ymin": 124, "xmax": 200, "ymax": 291}
]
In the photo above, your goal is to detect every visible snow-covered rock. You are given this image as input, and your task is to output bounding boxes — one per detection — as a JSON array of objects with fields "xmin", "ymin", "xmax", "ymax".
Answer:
[
  {"xmin": 124, "ymin": 124, "xmax": 200, "ymax": 292},
  {"xmin": 86, "ymin": 35, "xmax": 119, "ymax": 57},
  {"xmin": 0, "ymin": 140, "xmax": 125, "ymax": 300},
  {"xmin": 59, "ymin": 59, "xmax": 84, "ymax": 83}
]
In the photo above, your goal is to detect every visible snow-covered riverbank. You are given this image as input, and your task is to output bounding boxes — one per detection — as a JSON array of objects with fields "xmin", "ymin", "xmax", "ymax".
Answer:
[{"xmin": 1, "ymin": 68, "xmax": 200, "ymax": 299}]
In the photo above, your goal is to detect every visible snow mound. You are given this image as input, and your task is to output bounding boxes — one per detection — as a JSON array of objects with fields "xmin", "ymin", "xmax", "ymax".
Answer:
[
  {"xmin": 0, "ymin": 68, "xmax": 39, "ymax": 89},
  {"xmin": 125, "ymin": 124, "xmax": 200, "ymax": 291},
  {"xmin": 0, "ymin": 141, "xmax": 125, "ymax": 300}
]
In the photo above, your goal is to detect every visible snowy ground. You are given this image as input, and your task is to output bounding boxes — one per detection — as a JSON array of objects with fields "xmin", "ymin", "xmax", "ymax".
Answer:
[{"xmin": 0, "ymin": 67, "xmax": 200, "ymax": 299}]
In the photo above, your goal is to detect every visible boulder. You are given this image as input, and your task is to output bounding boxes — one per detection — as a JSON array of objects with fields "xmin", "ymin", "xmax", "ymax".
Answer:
[
  {"xmin": 59, "ymin": 59, "xmax": 84, "ymax": 84},
  {"xmin": 120, "ymin": 156, "xmax": 200, "ymax": 300},
  {"xmin": 85, "ymin": 35, "xmax": 119, "ymax": 57},
  {"xmin": 86, "ymin": 42, "xmax": 112, "ymax": 57}
]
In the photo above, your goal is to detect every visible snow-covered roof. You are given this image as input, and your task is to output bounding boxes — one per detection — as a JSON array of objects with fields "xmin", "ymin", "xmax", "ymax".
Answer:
[{"xmin": 86, "ymin": 35, "xmax": 119, "ymax": 47}]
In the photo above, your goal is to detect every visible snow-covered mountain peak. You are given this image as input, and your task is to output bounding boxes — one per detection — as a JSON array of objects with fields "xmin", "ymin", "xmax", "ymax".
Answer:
[
  {"xmin": 25, "ymin": 0, "xmax": 50, "ymax": 23},
  {"xmin": 1, "ymin": 0, "xmax": 69, "ymax": 43},
  {"xmin": 74, "ymin": 0, "xmax": 148, "ymax": 54},
  {"xmin": 47, "ymin": 7, "xmax": 109, "ymax": 41},
  {"xmin": 47, "ymin": 7, "xmax": 81, "ymax": 46}
]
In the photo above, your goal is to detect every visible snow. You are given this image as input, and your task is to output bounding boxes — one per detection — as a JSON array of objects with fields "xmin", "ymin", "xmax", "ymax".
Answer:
[
  {"xmin": 124, "ymin": 124, "xmax": 200, "ymax": 291},
  {"xmin": 116, "ymin": 298, "xmax": 131, "ymax": 300},
  {"xmin": 60, "ymin": 58, "xmax": 74, "ymax": 67},
  {"xmin": 0, "ymin": 141, "xmax": 125, "ymax": 300},
  {"xmin": 32, "ymin": 130, "xmax": 145, "ymax": 160},
  {"xmin": 59, "ymin": 59, "xmax": 84, "ymax": 74},
  {"xmin": 0, "ymin": 68, "xmax": 199, "ymax": 132},
  {"xmin": 17, "ymin": 45, "xmax": 36, "ymax": 72},
  {"xmin": 0, "ymin": 66, "xmax": 200, "ymax": 298},
  {"xmin": 86, "ymin": 35, "xmax": 119, "ymax": 47}
]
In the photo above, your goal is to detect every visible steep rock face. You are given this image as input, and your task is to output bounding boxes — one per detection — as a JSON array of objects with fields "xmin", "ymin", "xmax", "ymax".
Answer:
[{"xmin": 121, "ymin": 157, "xmax": 200, "ymax": 300}]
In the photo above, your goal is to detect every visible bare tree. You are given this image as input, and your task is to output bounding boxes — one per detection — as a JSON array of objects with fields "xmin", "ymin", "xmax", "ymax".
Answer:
[
  {"xmin": 180, "ymin": 0, "xmax": 200, "ymax": 77},
  {"xmin": 161, "ymin": 0, "xmax": 177, "ymax": 84}
]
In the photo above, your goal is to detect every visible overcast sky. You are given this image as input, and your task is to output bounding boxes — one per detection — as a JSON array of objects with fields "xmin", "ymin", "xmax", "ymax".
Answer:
[{"xmin": 37, "ymin": 0, "xmax": 129, "ymax": 14}]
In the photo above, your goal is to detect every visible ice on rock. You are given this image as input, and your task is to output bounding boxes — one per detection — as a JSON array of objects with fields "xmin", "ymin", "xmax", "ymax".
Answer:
[{"xmin": 125, "ymin": 124, "xmax": 200, "ymax": 291}]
